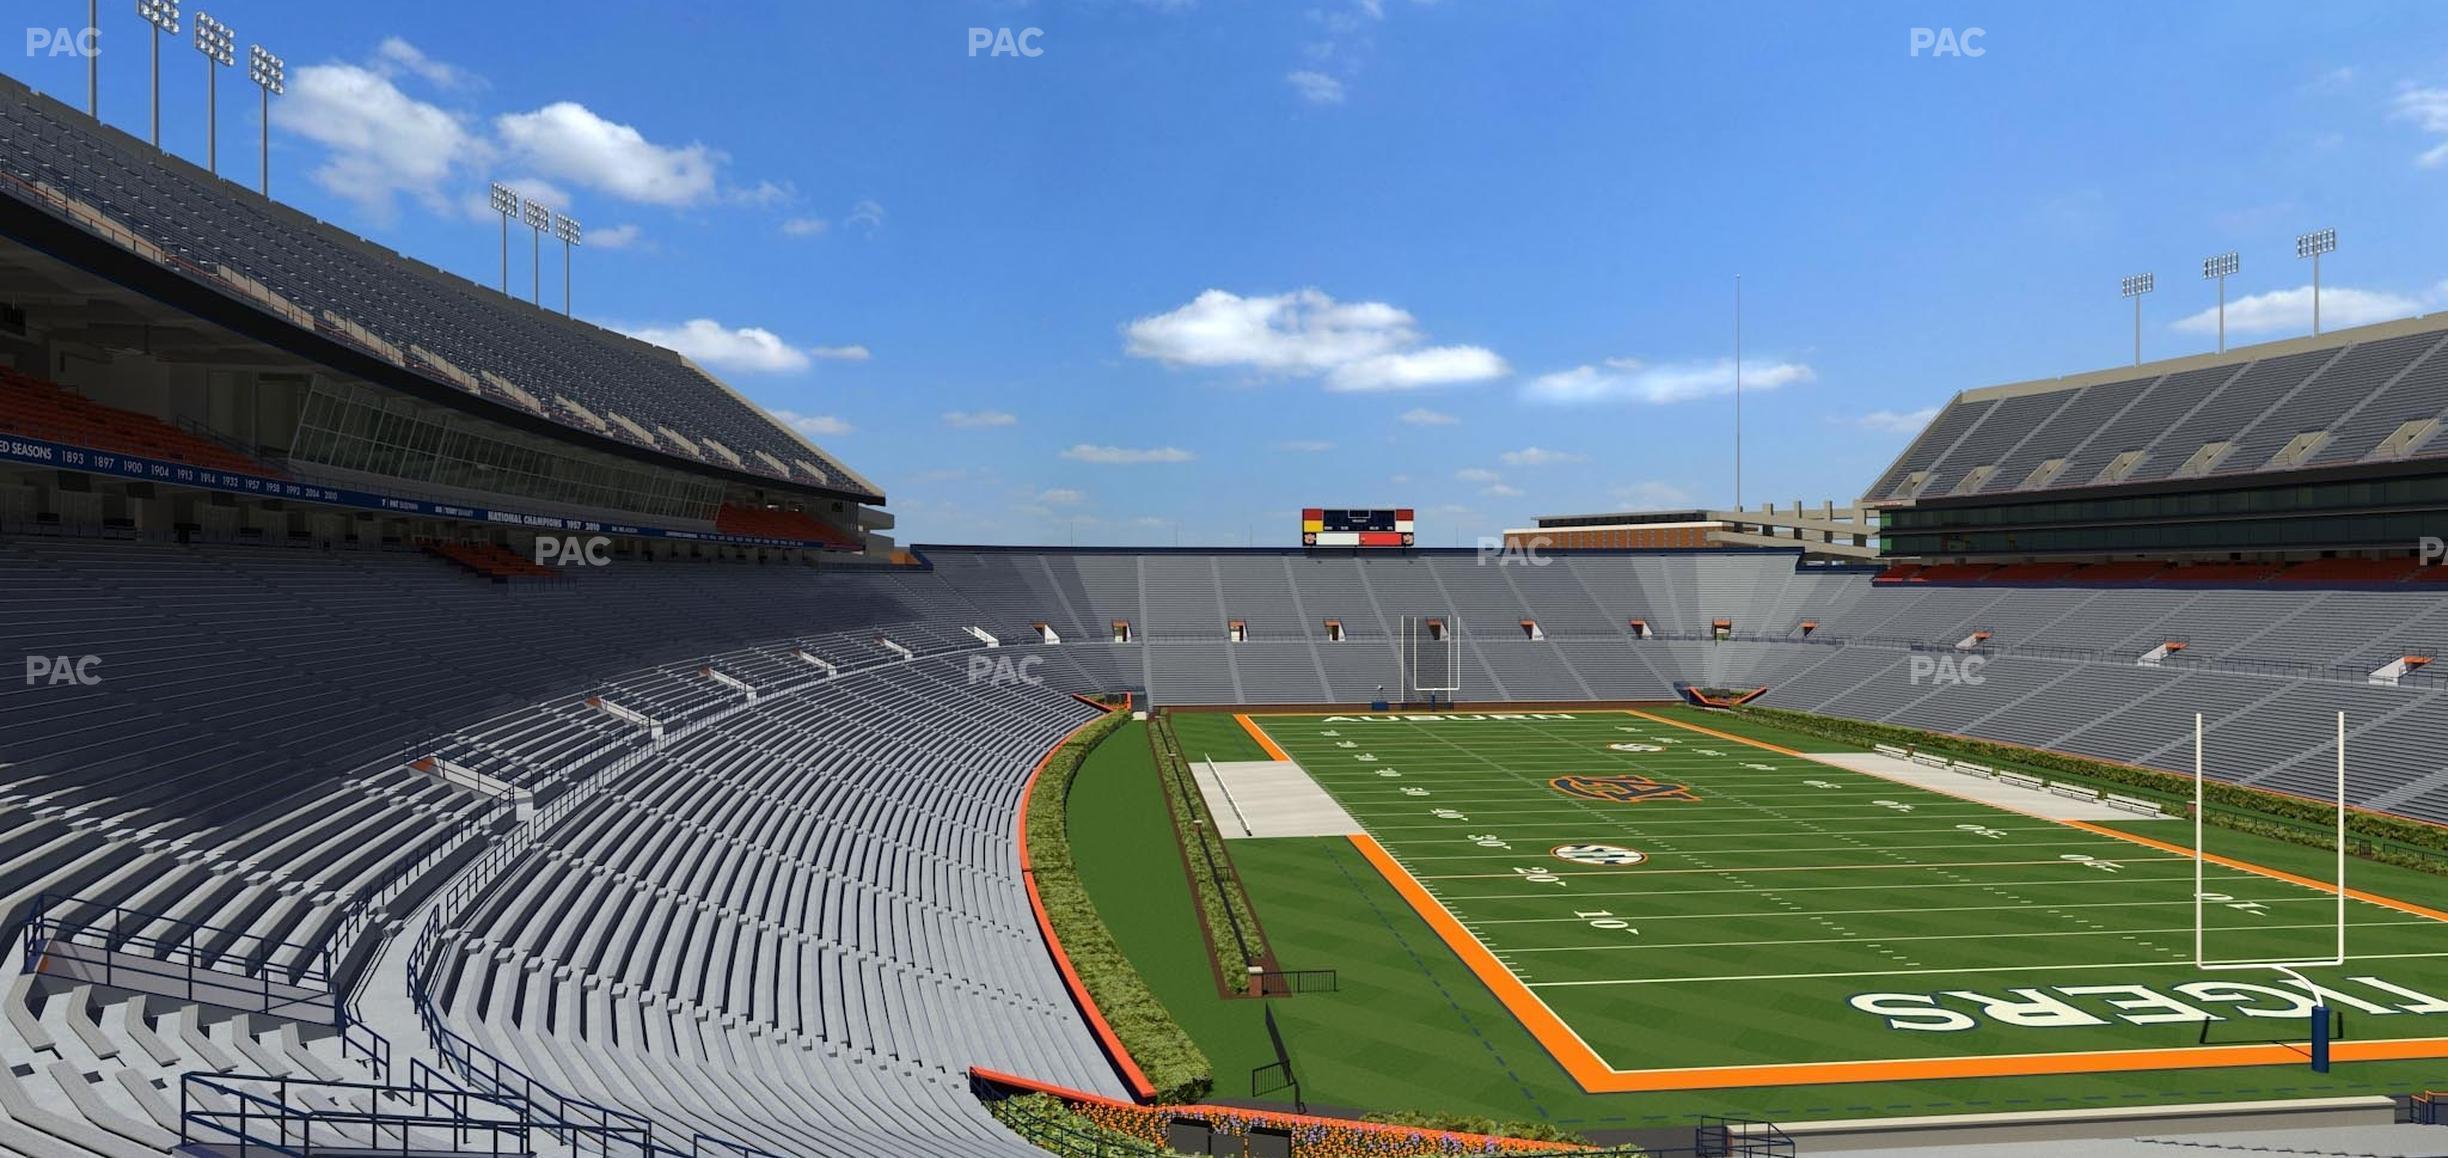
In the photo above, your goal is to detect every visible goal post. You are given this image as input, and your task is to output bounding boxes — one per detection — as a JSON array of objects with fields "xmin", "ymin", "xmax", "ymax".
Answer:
[
  {"xmin": 1400, "ymin": 614, "xmax": 1459, "ymax": 707},
  {"xmin": 2191, "ymin": 710, "xmax": 2348, "ymax": 1070}
]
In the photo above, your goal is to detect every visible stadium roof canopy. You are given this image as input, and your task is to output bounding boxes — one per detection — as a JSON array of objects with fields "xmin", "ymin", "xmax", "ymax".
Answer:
[
  {"xmin": 0, "ymin": 74, "xmax": 880, "ymax": 505},
  {"xmin": 1865, "ymin": 308, "xmax": 2448, "ymax": 508}
]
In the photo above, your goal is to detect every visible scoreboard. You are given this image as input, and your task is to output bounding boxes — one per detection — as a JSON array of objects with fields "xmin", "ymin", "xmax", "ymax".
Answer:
[{"xmin": 1302, "ymin": 507, "xmax": 1415, "ymax": 548}]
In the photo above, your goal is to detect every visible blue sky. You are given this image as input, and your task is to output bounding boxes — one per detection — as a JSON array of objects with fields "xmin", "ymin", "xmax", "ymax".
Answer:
[{"xmin": 13, "ymin": 2, "xmax": 2448, "ymax": 545}]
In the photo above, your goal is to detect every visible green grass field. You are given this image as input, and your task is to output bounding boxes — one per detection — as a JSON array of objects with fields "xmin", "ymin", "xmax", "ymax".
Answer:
[{"xmin": 1080, "ymin": 706, "xmax": 2448, "ymax": 1134}]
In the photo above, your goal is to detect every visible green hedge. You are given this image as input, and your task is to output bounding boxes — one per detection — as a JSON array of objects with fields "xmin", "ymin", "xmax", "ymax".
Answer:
[
  {"xmin": 1147, "ymin": 713, "xmax": 1270, "ymax": 985},
  {"xmin": 1736, "ymin": 704, "xmax": 2448, "ymax": 872},
  {"xmin": 1027, "ymin": 709, "xmax": 1216, "ymax": 1103}
]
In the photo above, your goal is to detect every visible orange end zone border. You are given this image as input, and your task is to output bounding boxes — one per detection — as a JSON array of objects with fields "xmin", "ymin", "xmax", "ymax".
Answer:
[{"xmin": 1225, "ymin": 708, "xmax": 2448, "ymax": 1093}]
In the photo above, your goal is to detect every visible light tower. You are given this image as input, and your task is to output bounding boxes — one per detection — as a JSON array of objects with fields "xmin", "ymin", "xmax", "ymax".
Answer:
[
  {"xmin": 487, "ymin": 183, "xmax": 519, "ymax": 295},
  {"xmin": 2121, "ymin": 272, "xmax": 2155, "ymax": 367},
  {"xmin": 522, "ymin": 199, "xmax": 552, "ymax": 307},
  {"xmin": 192, "ymin": 12, "xmax": 233, "ymax": 174},
  {"xmin": 552, "ymin": 213, "xmax": 582, "ymax": 317},
  {"xmin": 247, "ymin": 44, "xmax": 284, "ymax": 195},
  {"xmin": 2201, "ymin": 251, "xmax": 2239, "ymax": 354},
  {"xmin": 2296, "ymin": 228, "xmax": 2337, "ymax": 336},
  {"xmin": 137, "ymin": 0, "xmax": 181, "ymax": 147}
]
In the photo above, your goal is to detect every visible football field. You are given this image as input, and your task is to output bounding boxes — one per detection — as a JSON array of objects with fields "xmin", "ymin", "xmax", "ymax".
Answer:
[{"xmin": 1233, "ymin": 708, "xmax": 2448, "ymax": 1094}]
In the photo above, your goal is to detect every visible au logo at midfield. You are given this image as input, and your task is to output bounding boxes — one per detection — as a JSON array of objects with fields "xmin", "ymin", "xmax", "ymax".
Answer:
[{"xmin": 1549, "ymin": 773, "xmax": 1699, "ymax": 804}]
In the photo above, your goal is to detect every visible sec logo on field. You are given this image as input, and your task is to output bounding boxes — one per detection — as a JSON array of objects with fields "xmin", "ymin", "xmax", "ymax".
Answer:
[
  {"xmin": 1552, "ymin": 844, "xmax": 1646, "ymax": 866},
  {"xmin": 1549, "ymin": 773, "xmax": 1700, "ymax": 804}
]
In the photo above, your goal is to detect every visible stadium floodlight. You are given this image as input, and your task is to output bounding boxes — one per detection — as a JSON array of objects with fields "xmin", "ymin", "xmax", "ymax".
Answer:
[
  {"xmin": 2201, "ymin": 251, "xmax": 2239, "ymax": 353},
  {"xmin": 137, "ymin": 0, "xmax": 181, "ymax": 148},
  {"xmin": 2296, "ymin": 228, "xmax": 2337, "ymax": 336},
  {"xmin": 488, "ymin": 183, "xmax": 520, "ymax": 295},
  {"xmin": 247, "ymin": 44, "xmax": 284, "ymax": 196},
  {"xmin": 2120, "ymin": 272, "xmax": 2155, "ymax": 366},
  {"xmin": 88, "ymin": 1, "xmax": 99, "ymax": 118},
  {"xmin": 192, "ymin": 12, "xmax": 233, "ymax": 174},
  {"xmin": 552, "ymin": 214, "xmax": 581, "ymax": 317},
  {"xmin": 522, "ymin": 199, "xmax": 553, "ymax": 307}
]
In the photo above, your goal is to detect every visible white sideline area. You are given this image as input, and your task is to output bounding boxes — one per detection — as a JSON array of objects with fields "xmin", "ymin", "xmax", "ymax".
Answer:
[
  {"xmin": 1808, "ymin": 750, "xmax": 2167, "ymax": 823},
  {"xmin": 1189, "ymin": 759, "xmax": 1362, "ymax": 839}
]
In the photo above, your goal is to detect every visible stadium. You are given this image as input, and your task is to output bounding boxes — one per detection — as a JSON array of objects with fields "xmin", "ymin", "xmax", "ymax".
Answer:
[{"xmin": 5, "ymin": 6, "xmax": 2448, "ymax": 1158}]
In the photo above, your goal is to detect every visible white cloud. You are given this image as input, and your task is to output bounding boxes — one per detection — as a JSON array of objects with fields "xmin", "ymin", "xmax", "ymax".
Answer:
[
  {"xmin": 1061, "ymin": 444, "xmax": 1196, "ymax": 464},
  {"xmin": 620, "ymin": 318, "xmax": 813, "ymax": 373},
  {"xmin": 274, "ymin": 63, "xmax": 483, "ymax": 215},
  {"xmin": 770, "ymin": 410, "xmax": 851, "ymax": 437},
  {"xmin": 496, "ymin": 102, "xmax": 720, "ymax": 207},
  {"xmin": 1455, "ymin": 467, "xmax": 1501, "ymax": 484},
  {"xmin": 1330, "ymin": 346, "xmax": 1509, "ymax": 391},
  {"xmin": 1482, "ymin": 483, "xmax": 1524, "ymax": 498},
  {"xmin": 1399, "ymin": 407, "xmax": 1459, "ymax": 426},
  {"xmin": 2170, "ymin": 284, "xmax": 2422, "ymax": 336},
  {"xmin": 2394, "ymin": 85, "xmax": 2448, "ymax": 167},
  {"xmin": 1524, "ymin": 356, "xmax": 1814, "ymax": 405},
  {"xmin": 727, "ymin": 180, "xmax": 793, "ymax": 208},
  {"xmin": 781, "ymin": 217, "xmax": 829, "ymax": 238},
  {"xmin": 845, "ymin": 199, "xmax": 886, "ymax": 233},
  {"xmin": 808, "ymin": 345, "xmax": 872, "ymax": 361},
  {"xmin": 943, "ymin": 410, "xmax": 1019, "ymax": 429},
  {"xmin": 589, "ymin": 223, "xmax": 643, "ymax": 249},
  {"xmin": 1841, "ymin": 406, "xmax": 1940, "ymax": 434},
  {"xmin": 1124, "ymin": 288, "xmax": 1506, "ymax": 392},
  {"xmin": 1275, "ymin": 439, "xmax": 1337, "ymax": 452},
  {"xmin": 1286, "ymin": 70, "xmax": 1346, "ymax": 104},
  {"xmin": 374, "ymin": 38, "xmax": 476, "ymax": 89},
  {"xmin": 1499, "ymin": 447, "xmax": 1584, "ymax": 467},
  {"xmin": 1037, "ymin": 488, "xmax": 1086, "ymax": 506}
]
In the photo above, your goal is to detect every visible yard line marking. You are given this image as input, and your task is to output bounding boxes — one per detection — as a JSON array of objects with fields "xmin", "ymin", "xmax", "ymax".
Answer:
[
  {"xmin": 1465, "ymin": 896, "xmax": 2334, "ymax": 925},
  {"xmin": 1502, "ymin": 918, "xmax": 2428, "ymax": 955},
  {"xmin": 1522, "ymin": 949, "xmax": 2448, "ymax": 988},
  {"xmin": 1436, "ymin": 867, "xmax": 2274, "ymax": 902},
  {"xmin": 1620, "ymin": 708, "xmax": 2448, "ymax": 927},
  {"xmin": 1394, "ymin": 838, "xmax": 2144, "ymax": 860},
  {"xmin": 1412, "ymin": 855, "xmax": 2189, "ymax": 881}
]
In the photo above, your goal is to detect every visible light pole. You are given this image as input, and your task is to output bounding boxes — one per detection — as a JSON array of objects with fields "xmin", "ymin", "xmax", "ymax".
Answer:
[
  {"xmin": 192, "ymin": 12, "xmax": 232, "ymax": 174},
  {"xmin": 552, "ymin": 213, "xmax": 581, "ymax": 317},
  {"xmin": 2296, "ymin": 228, "xmax": 2336, "ymax": 336},
  {"xmin": 2121, "ymin": 273, "xmax": 2154, "ymax": 367},
  {"xmin": 522, "ymin": 200, "xmax": 552, "ymax": 307},
  {"xmin": 247, "ymin": 45, "xmax": 283, "ymax": 196},
  {"xmin": 87, "ymin": 0, "xmax": 98, "ymax": 118},
  {"xmin": 137, "ymin": 0, "xmax": 180, "ymax": 148},
  {"xmin": 487, "ymin": 183, "xmax": 519, "ymax": 295},
  {"xmin": 2201, "ymin": 251, "xmax": 2239, "ymax": 354}
]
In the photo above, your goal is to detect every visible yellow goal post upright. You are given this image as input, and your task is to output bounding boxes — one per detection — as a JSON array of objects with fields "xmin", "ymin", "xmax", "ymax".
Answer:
[{"xmin": 2191, "ymin": 710, "xmax": 2348, "ymax": 1071}]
